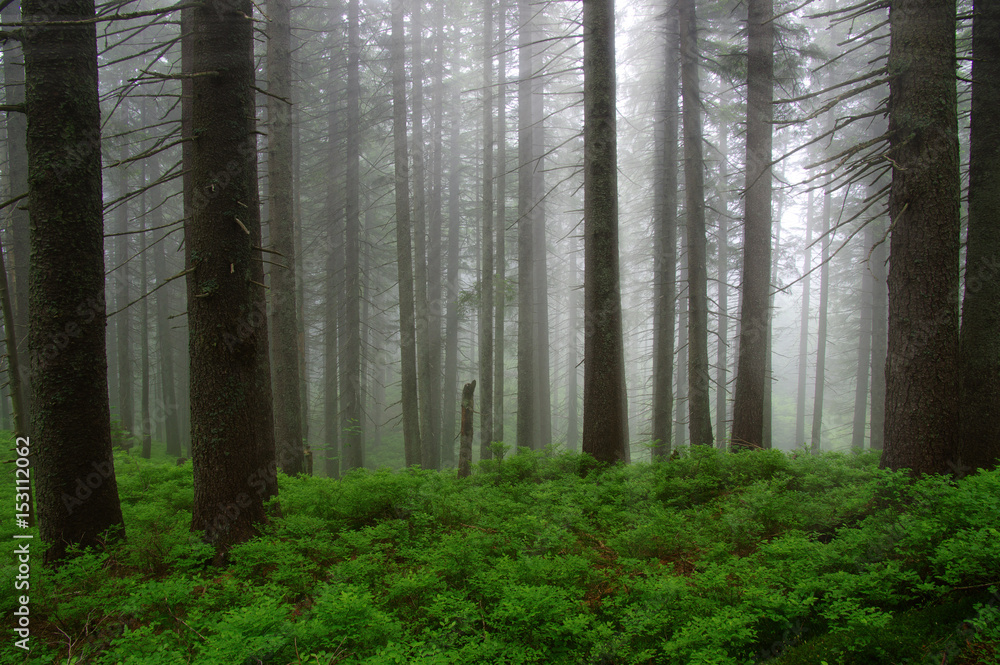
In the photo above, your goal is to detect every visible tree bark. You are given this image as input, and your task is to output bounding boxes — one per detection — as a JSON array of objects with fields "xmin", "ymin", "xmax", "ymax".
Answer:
[
  {"xmin": 392, "ymin": 0, "xmax": 422, "ymax": 467},
  {"xmin": 581, "ymin": 0, "xmax": 629, "ymax": 464},
  {"xmin": 442, "ymin": 68, "xmax": 461, "ymax": 467},
  {"xmin": 493, "ymin": 0, "xmax": 508, "ymax": 449},
  {"xmin": 267, "ymin": 0, "xmax": 304, "ymax": 475},
  {"xmin": 869, "ymin": 216, "xmax": 887, "ymax": 451},
  {"xmin": 811, "ymin": 185, "xmax": 831, "ymax": 455},
  {"xmin": 652, "ymin": 4, "xmax": 679, "ymax": 457},
  {"xmin": 730, "ymin": 0, "xmax": 773, "ymax": 451},
  {"xmin": 428, "ymin": 1, "xmax": 445, "ymax": 470},
  {"xmin": 882, "ymin": 0, "xmax": 961, "ymax": 475},
  {"xmin": 25, "ymin": 0, "xmax": 126, "ymax": 562},
  {"xmin": 186, "ymin": 0, "xmax": 278, "ymax": 554},
  {"xmin": 851, "ymin": 213, "xmax": 875, "ymax": 451},
  {"xmin": 795, "ymin": 191, "xmax": 813, "ymax": 448},
  {"xmin": 480, "ymin": 0, "xmax": 495, "ymax": 460},
  {"xmin": 958, "ymin": 0, "xmax": 1000, "ymax": 472},
  {"xmin": 458, "ymin": 380, "xmax": 476, "ymax": 478},
  {"xmin": 678, "ymin": 0, "xmax": 713, "ymax": 447},
  {"xmin": 114, "ymin": 140, "xmax": 133, "ymax": 435},
  {"xmin": 714, "ymin": 113, "xmax": 729, "ymax": 448}
]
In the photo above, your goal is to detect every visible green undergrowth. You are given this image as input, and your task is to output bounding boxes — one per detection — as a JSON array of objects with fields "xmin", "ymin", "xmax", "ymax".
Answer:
[{"xmin": 2, "ymin": 441, "xmax": 998, "ymax": 664}]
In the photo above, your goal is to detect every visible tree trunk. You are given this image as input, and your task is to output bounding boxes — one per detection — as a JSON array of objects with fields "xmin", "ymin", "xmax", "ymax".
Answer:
[
  {"xmin": 959, "ymin": 0, "xmax": 1000, "ymax": 473},
  {"xmin": 851, "ymin": 214, "xmax": 875, "ymax": 451},
  {"xmin": 882, "ymin": 0, "xmax": 960, "ymax": 476},
  {"xmin": 139, "ymin": 133, "xmax": 152, "ymax": 460},
  {"xmin": 730, "ymin": 0, "xmax": 773, "ymax": 451},
  {"xmin": 714, "ymin": 113, "xmax": 729, "ymax": 448},
  {"xmin": 516, "ymin": 0, "xmax": 537, "ymax": 452},
  {"xmin": 442, "ymin": 70, "xmax": 462, "ymax": 467},
  {"xmin": 795, "ymin": 191, "xmax": 813, "ymax": 448},
  {"xmin": 532, "ymin": 58, "xmax": 552, "ymax": 450},
  {"xmin": 869, "ymin": 215, "xmax": 887, "ymax": 451},
  {"xmin": 340, "ymin": 0, "xmax": 364, "ymax": 472},
  {"xmin": 25, "ymin": 0, "xmax": 126, "ymax": 563},
  {"xmin": 566, "ymin": 237, "xmax": 579, "ymax": 451},
  {"xmin": 675, "ymin": 222, "xmax": 688, "ymax": 449},
  {"xmin": 811, "ymin": 185, "xmax": 831, "ymax": 455},
  {"xmin": 678, "ymin": 0, "xmax": 713, "ymax": 447},
  {"xmin": 493, "ymin": 0, "xmax": 508, "ymax": 449},
  {"xmin": 267, "ymin": 0, "xmax": 304, "ymax": 476},
  {"xmin": 186, "ymin": 0, "xmax": 278, "ymax": 554},
  {"xmin": 428, "ymin": 2, "xmax": 445, "ymax": 470},
  {"xmin": 392, "ymin": 0, "xmax": 422, "ymax": 467},
  {"xmin": 0, "ymin": 235, "xmax": 25, "ymax": 437},
  {"xmin": 480, "ymin": 0, "xmax": 496, "ymax": 461},
  {"xmin": 581, "ymin": 0, "xmax": 629, "ymax": 464},
  {"xmin": 323, "ymin": 245, "xmax": 339, "ymax": 477},
  {"xmin": 323, "ymin": 50, "xmax": 343, "ymax": 477},
  {"xmin": 115, "ymin": 141, "xmax": 134, "ymax": 436},
  {"xmin": 458, "ymin": 380, "xmax": 476, "ymax": 478},
  {"xmin": 651, "ymin": 3, "xmax": 679, "ymax": 457}
]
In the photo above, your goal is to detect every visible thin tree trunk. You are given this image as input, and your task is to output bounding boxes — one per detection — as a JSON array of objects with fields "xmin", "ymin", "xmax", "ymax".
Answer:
[
  {"xmin": 139, "ymin": 120, "xmax": 152, "ymax": 459},
  {"xmin": 324, "ymin": 245, "xmax": 339, "ymax": 477},
  {"xmin": 480, "ymin": 0, "xmax": 495, "ymax": 459},
  {"xmin": 795, "ymin": 191, "xmax": 813, "ymax": 448},
  {"xmin": 323, "ymin": 54, "xmax": 342, "ymax": 478},
  {"xmin": 652, "ymin": 3, "xmax": 679, "ymax": 457},
  {"xmin": 267, "ymin": 0, "xmax": 304, "ymax": 475},
  {"xmin": 516, "ymin": 0, "xmax": 536, "ymax": 452},
  {"xmin": 730, "ymin": 0, "xmax": 773, "ymax": 450},
  {"xmin": 25, "ymin": 0, "xmax": 125, "ymax": 562},
  {"xmin": 393, "ymin": 0, "xmax": 422, "ymax": 466},
  {"xmin": 675, "ymin": 222, "xmax": 688, "ymax": 448},
  {"xmin": 493, "ymin": 0, "xmax": 508, "ymax": 449},
  {"xmin": 869, "ymin": 215, "xmax": 887, "ymax": 451},
  {"xmin": 532, "ymin": 54, "xmax": 552, "ymax": 449},
  {"xmin": 115, "ymin": 140, "xmax": 133, "ymax": 435},
  {"xmin": 851, "ymin": 215, "xmax": 875, "ymax": 451},
  {"xmin": 566, "ymin": 238, "xmax": 579, "ymax": 451},
  {"xmin": 678, "ymin": 0, "xmax": 713, "ymax": 446},
  {"xmin": 714, "ymin": 111, "xmax": 729, "ymax": 448},
  {"xmin": 340, "ymin": 0, "xmax": 364, "ymax": 472},
  {"xmin": 187, "ymin": 0, "xmax": 278, "ymax": 553},
  {"xmin": 581, "ymin": 0, "xmax": 629, "ymax": 464},
  {"xmin": 811, "ymin": 183, "xmax": 831, "ymax": 455},
  {"xmin": 442, "ymin": 70, "xmax": 462, "ymax": 467},
  {"xmin": 762, "ymin": 212, "xmax": 780, "ymax": 450},
  {"xmin": 959, "ymin": 0, "xmax": 1000, "ymax": 472},
  {"xmin": 428, "ymin": 1, "xmax": 445, "ymax": 469}
]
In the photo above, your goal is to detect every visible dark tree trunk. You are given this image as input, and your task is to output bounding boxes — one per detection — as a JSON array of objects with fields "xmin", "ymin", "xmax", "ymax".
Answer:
[
  {"xmin": 851, "ymin": 216, "xmax": 875, "ymax": 451},
  {"xmin": 651, "ymin": 3, "xmax": 679, "ymax": 457},
  {"xmin": 869, "ymin": 216, "xmax": 887, "ymax": 451},
  {"xmin": 581, "ymin": 0, "xmax": 629, "ymax": 464},
  {"xmin": 566, "ymin": 238, "xmax": 579, "ymax": 451},
  {"xmin": 678, "ymin": 0, "xmax": 713, "ymax": 447},
  {"xmin": 0, "ymin": 235, "xmax": 25, "ymax": 437},
  {"xmin": 323, "ymin": 245, "xmax": 339, "ymax": 477},
  {"xmin": 882, "ymin": 0, "xmax": 961, "ymax": 475},
  {"xmin": 3, "ymin": 0, "xmax": 30, "ymax": 430},
  {"xmin": 762, "ymin": 207, "xmax": 781, "ymax": 450},
  {"xmin": 428, "ymin": 2, "xmax": 445, "ymax": 470},
  {"xmin": 24, "ymin": 0, "xmax": 125, "ymax": 563},
  {"xmin": 186, "ymin": 0, "xmax": 278, "ymax": 554},
  {"xmin": 139, "ymin": 126, "xmax": 152, "ymax": 460},
  {"xmin": 531, "ymin": 59, "xmax": 552, "ymax": 450},
  {"xmin": 516, "ymin": 0, "xmax": 537, "ymax": 452},
  {"xmin": 730, "ymin": 0, "xmax": 773, "ymax": 451},
  {"xmin": 340, "ymin": 0, "xmax": 364, "ymax": 472},
  {"xmin": 811, "ymin": 186, "xmax": 831, "ymax": 455},
  {"xmin": 675, "ymin": 222, "xmax": 688, "ymax": 448},
  {"xmin": 458, "ymin": 380, "xmax": 476, "ymax": 478},
  {"xmin": 959, "ymin": 0, "xmax": 1000, "ymax": 472},
  {"xmin": 267, "ymin": 0, "xmax": 304, "ymax": 476},
  {"xmin": 323, "ymin": 50, "xmax": 343, "ymax": 477},
  {"xmin": 493, "ymin": 0, "xmax": 508, "ymax": 448},
  {"xmin": 114, "ymin": 142, "xmax": 133, "ymax": 435},
  {"xmin": 392, "ymin": 0, "xmax": 422, "ymax": 466},
  {"xmin": 480, "ymin": 0, "xmax": 495, "ymax": 460},
  {"xmin": 154, "ymin": 205, "xmax": 180, "ymax": 457},
  {"xmin": 442, "ymin": 71, "xmax": 461, "ymax": 467},
  {"xmin": 715, "ymin": 114, "xmax": 729, "ymax": 448}
]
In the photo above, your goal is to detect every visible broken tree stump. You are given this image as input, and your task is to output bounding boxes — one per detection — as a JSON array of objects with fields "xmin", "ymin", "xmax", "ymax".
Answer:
[{"xmin": 458, "ymin": 380, "xmax": 477, "ymax": 478}]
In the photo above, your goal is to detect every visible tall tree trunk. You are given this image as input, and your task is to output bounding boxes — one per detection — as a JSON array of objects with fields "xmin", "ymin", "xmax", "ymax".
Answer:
[
  {"xmin": 442, "ymin": 70, "xmax": 462, "ymax": 467},
  {"xmin": 795, "ymin": 191, "xmax": 813, "ymax": 448},
  {"xmin": 869, "ymin": 216, "xmax": 887, "ymax": 451},
  {"xmin": 762, "ymin": 210, "xmax": 780, "ymax": 450},
  {"xmin": 714, "ymin": 112, "xmax": 729, "ymax": 448},
  {"xmin": 516, "ymin": 0, "xmax": 537, "ymax": 451},
  {"xmin": 187, "ymin": 0, "xmax": 278, "ymax": 553},
  {"xmin": 428, "ymin": 1, "xmax": 445, "ymax": 469},
  {"xmin": 393, "ymin": 0, "xmax": 422, "ymax": 466},
  {"xmin": 811, "ymin": 185, "xmax": 831, "ymax": 454},
  {"xmin": 340, "ymin": 0, "xmax": 364, "ymax": 472},
  {"xmin": 2, "ymin": 0, "xmax": 30, "ymax": 430},
  {"xmin": 566, "ymin": 237, "xmax": 579, "ymax": 451},
  {"xmin": 154, "ymin": 209, "xmax": 180, "ymax": 457},
  {"xmin": 493, "ymin": 0, "xmax": 508, "ymax": 449},
  {"xmin": 651, "ymin": 4, "xmax": 679, "ymax": 457},
  {"xmin": 581, "ymin": 0, "xmax": 629, "ymax": 464},
  {"xmin": 139, "ymin": 122, "xmax": 152, "ymax": 460},
  {"xmin": 267, "ymin": 0, "xmax": 304, "ymax": 475},
  {"xmin": 0, "ymin": 235, "xmax": 25, "ymax": 437},
  {"xmin": 115, "ymin": 141, "xmax": 133, "ymax": 435},
  {"xmin": 480, "ymin": 0, "xmax": 495, "ymax": 459},
  {"xmin": 675, "ymin": 222, "xmax": 688, "ymax": 448},
  {"xmin": 959, "ymin": 0, "xmax": 1000, "ymax": 472},
  {"xmin": 730, "ymin": 0, "xmax": 773, "ymax": 450},
  {"xmin": 531, "ymin": 49, "xmax": 552, "ymax": 449},
  {"xmin": 323, "ymin": 245, "xmax": 339, "ymax": 477},
  {"xmin": 851, "ymin": 219, "xmax": 875, "ymax": 451},
  {"xmin": 25, "ymin": 0, "xmax": 125, "ymax": 562},
  {"xmin": 323, "ymin": 51, "xmax": 343, "ymax": 477},
  {"xmin": 678, "ymin": 0, "xmax": 713, "ymax": 446}
]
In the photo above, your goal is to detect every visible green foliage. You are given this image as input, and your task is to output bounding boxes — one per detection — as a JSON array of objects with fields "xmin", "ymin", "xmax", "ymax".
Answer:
[{"xmin": 2, "ymin": 439, "xmax": 999, "ymax": 664}]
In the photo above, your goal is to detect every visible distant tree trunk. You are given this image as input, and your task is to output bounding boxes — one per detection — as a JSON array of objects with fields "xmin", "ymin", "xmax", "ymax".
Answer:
[
  {"xmin": 730, "ymin": 0, "xmax": 772, "ymax": 451},
  {"xmin": 493, "ymin": 0, "xmax": 508, "ymax": 448},
  {"xmin": 480, "ymin": 0, "xmax": 495, "ymax": 460},
  {"xmin": 0, "ymin": 234, "xmax": 26, "ymax": 438},
  {"xmin": 582, "ymin": 0, "xmax": 629, "ymax": 464},
  {"xmin": 811, "ymin": 185, "xmax": 831, "ymax": 455},
  {"xmin": 678, "ymin": 0, "xmax": 713, "ymax": 447},
  {"xmin": 714, "ymin": 111, "xmax": 729, "ymax": 448},
  {"xmin": 869, "ymin": 216, "xmax": 887, "ymax": 451},
  {"xmin": 566, "ymin": 238, "xmax": 579, "ymax": 451},
  {"xmin": 428, "ymin": 2, "xmax": 445, "ymax": 469},
  {"xmin": 442, "ymin": 70, "xmax": 462, "ymax": 467},
  {"xmin": 531, "ymin": 56, "xmax": 552, "ymax": 450},
  {"xmin": 323, "ymin": 50, "xmax": 343, "ymax": 478},
  {"xmin": 959, "ymin": 0, "xmax": 1000, "ymax": 472},
  {"xmin": 762, "ymin": 208, "xmax": 781, "ymax": 450},
  {"xmin": 882, "ymin": 0, "xmax": 960, "ymax": 476},
  {"xmin": 323, "ymin": 245, "xmax": 339, "ymax": 477},
  {"xmin": 115, "ymin": 142, "xmax": 134, "ymax": 435},
  {"xmin": 25, "ymin": 0, "xmax": 125, "ymax": 562},
  {"xmin": 851, "ymin": 217, "xmax": 875, "ymax": 451},
  {"xmin": 293, "ymin": 56, "xmax": 309, "ymax": 451},
  {"xmin": 139, "ymin": 139, "xmax": 152, "ymax": 460},
  {"xmin": 3, "ymin": 0, "xmax": 30, "ymax": 430},
  {"xmin": 393, "ymin": 0, "xmax": 422, "ymax": 466},
  {"xmin": 516, "ymin": 0, "xmax": 537, "ymax": 452},
  {"xmin": 340, "ymin": 0, "xmax": 364, "ymax": 472},
  {"xmin": 651, "ymin": 4, "xmax": 679, "ymax": 457},
  {"xmin": 154, "ymin": 218, "xmax": 180, "ymax": 457},
  {"xmin": 458, "ymin": 380, "xmax": 476, "ymax": 478},
  {"xmin": 186, "ymin": 0, "xmax": 278, "ymax": 553},
  {"xmin": 795, "ymin": 191, "xmax": 813, "ymax": 448},
  {"xmin": 675, "ymin": 222, "xmax": 688, "ymax": 448}
]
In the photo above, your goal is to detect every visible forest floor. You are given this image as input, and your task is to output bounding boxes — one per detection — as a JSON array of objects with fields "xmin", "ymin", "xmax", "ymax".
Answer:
[{"xmin": 1, "ymin": 438, "xmax": 998, "ymax": 664}]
